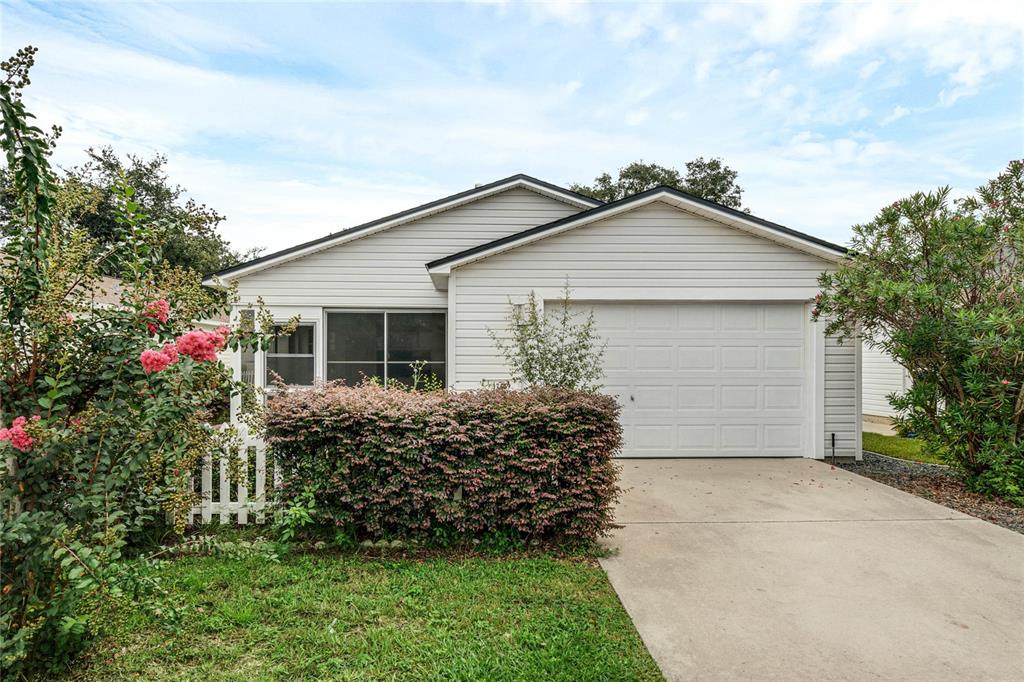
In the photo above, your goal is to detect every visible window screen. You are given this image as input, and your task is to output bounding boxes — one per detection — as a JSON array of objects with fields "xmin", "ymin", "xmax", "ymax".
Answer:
[
  {"xmin": 326, "ymin": 311, "xmax": 445, "ymax": 387},
  {"xmin": 326, "ymin": 312, "xmax": 384, "ymax": 385},
  {"xmin": 266, "ymin": 324, "xmax": 315, "ymax": 386}
]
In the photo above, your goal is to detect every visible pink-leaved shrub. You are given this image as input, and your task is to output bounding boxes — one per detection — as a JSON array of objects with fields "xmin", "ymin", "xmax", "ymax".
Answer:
[{"xmin": 265, "ymin": 384, "xmax": 623, "ymax": 544}]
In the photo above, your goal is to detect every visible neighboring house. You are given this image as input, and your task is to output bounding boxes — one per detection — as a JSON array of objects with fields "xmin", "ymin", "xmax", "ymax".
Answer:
[
  {"xmin": 862, "ymin": 341, "xmax": 911, "ymax": 421},
  {"xmin": 204, "ymin": 174, "xmax": 861, "ymax": 459}
]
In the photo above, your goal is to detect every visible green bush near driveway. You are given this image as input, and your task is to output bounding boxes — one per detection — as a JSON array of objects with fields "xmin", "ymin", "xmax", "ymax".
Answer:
[{"xmin": 70, "ymin": 553, "xmax": 663, "ymax": 681}]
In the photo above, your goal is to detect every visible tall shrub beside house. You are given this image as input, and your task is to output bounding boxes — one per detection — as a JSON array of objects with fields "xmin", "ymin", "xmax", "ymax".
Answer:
[
  {"xmin": 0, "ymin": 47, "xmax": 270, "ymax": 676},
  {"xmin": 490, "ymin": 282, "xmax": 607, "ymax": 391},
  {"xmin": 814, "ymin": 160, "xmax": 1024, "ymax": 503},
  {"xmin": 266, "ymin": 385, "xmax": 622, "ymax": 544}
]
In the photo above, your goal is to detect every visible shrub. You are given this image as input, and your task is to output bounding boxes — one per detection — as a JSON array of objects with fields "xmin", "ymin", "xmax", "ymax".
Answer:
[
  {"xmin": 489, "ymin": 281, "xmax": 606, "ymax": 391},
  {"xmin": 265, "ymin": 384, "xmax": 622, "ymax": 545},
  {"xmin": 0, "ymin": 47, "xmax": 273, "ymax": 675},
  {"xmin": 815, "ymin": 160, "xmax": 1023, "ymax": 503}
]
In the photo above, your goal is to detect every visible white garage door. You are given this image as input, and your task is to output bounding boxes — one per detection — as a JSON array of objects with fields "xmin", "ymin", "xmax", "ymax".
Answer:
[{"xmin": 583, "ymin": 302, "xmax": 809, "ymax": 458}]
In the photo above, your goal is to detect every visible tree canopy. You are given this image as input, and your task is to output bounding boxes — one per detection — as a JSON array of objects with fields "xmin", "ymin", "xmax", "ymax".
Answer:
[
  {"xmin": 570, "ymin": 157, "xmax": 745, "ymax": 208},
  {"xmin": 1, "ymin": 145, "xmax": 261, "ymax": 276},
  {"xmin": 815, "ymin": 160, "xmax": 1024, "ymax": 502}
]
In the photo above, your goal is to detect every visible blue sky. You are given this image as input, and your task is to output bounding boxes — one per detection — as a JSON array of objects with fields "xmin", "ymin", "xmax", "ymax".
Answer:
[{"xmin": 4, "ymin": 1, "xmax": 1023, "ymax": 253}]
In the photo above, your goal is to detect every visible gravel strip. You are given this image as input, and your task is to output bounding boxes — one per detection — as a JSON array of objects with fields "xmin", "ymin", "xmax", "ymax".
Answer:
[{"xmin": 838, "ymin": 452, "xmax": 1024, "ymax": 535}]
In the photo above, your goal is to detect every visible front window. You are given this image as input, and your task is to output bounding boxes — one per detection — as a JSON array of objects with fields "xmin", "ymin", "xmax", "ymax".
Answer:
[
  {"xmin": 327, "ymin": 311, "xmax": 445, "ymax": 387},
  {"xmin": 266, "ymin": 324, "xmax": 315, "ymax": 386}
]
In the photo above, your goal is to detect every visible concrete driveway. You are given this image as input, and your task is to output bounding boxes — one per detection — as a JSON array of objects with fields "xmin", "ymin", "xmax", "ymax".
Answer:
[{"xmin": 600, "ymin": 459, "xmax": 1024, "ymax": 682}]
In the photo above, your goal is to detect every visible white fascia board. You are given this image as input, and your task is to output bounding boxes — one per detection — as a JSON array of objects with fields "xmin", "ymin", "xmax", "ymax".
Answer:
[{"xmin": 202, "ymin": 179, "xmax": 598, "ymax": 288}]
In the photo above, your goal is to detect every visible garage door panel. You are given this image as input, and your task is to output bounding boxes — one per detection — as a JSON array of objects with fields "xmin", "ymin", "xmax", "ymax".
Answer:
[
  {"xmin": 764, "ymin": 346, "xmax": 804, "ymax": 371},
  {"xmin": 678, "ymin": 346, "xmax": 717, "ymax": 370},
  {"xmin": 636, "ymin": 346, "xmax": 675, "ymax": 370},
  {"xmin": 764, "ymin": 385, "xmax": 803, "ymax": 410},
  {"xmin": 677, "ymin": 425, "xmax": 716, "ymax": 450},
  {"xmin": 721, "ymin": 346, "xmax": 759, "ymax": 370},
  {"xmin": 720, "ymin": 385, "xmax": 758, "ymax": 410},
  {"xmin": 575, "ymin": 302, "xmax": 809, "ymax": 458},
  {"xmin": 764, "ymin": 305, "xmax": 804, "ymax": 331},
  {"xmin": 678, "ymin": 385, "xmax": 716, "ymax": 409},
  {"xmin": 720, "ymin": 305, "xmax": 760, "ymax": 330}
]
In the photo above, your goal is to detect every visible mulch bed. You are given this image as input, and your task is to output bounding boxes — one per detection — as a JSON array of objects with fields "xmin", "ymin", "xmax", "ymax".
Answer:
[{"xmin": 838, "ymin": 452, "xmax": 1024, "ymax": 535}]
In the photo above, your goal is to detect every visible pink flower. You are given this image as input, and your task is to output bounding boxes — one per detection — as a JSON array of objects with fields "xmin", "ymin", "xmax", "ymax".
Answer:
[
  {"xmin": 0, "ymin": 416, "xmax": 34, "ymax": 452},
  {"xmin": 161, "ymin": 342, "xmax": 179, "ymax": 363},
  {"xmin": 175, "ymin": 329, "xmax": 227, "ymax": 362},
  {"xmin": 140, "ymin": 348, "xmax": 173, "ymax": 374},
  {"xmin": 1001, "ymin": 379, "xmax": 1010, "ymax": 385},
  {"xmin": 143, "ymin": 299, "xmax": 170, "ymax": 332}
]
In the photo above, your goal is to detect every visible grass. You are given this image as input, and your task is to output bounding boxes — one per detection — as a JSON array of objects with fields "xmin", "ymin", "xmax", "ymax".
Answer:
[
  {"xmin": 69, "ymin": 552, "xmax": 662, "ymax": 681},
  {"xmin": 863, "ymin": 431, "xmax": 945, "ymax": 465}
]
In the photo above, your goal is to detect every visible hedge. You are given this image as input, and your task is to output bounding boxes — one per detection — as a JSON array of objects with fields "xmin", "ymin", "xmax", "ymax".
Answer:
[{"xmin": 265, "ymin": 385, "xmax": 622, "ymax": 544}]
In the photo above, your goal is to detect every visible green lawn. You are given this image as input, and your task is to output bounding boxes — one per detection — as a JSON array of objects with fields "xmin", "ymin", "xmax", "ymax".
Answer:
[
  {"xmin": 863, "ymin": 431, "xmax": 945, "ymax": 465},
  {"xmin": 70, "ymin": 552, "xmax": 662, "ymax": 681}
]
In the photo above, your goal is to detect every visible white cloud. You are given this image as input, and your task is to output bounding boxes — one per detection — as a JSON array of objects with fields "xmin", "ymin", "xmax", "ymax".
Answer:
[
  {"xmin": 562, "ymin": 80, "xmax": 583, "ymax": 96},
  {"xmin": 881, "ymin": 105, "xmax": 911, "ymax": 125},
  {"xmin": 859, "ymin": 59, "xmax": 884, "ymax": 79},
  {"xmin": 809, "ymin": 1, "xmax": 1024, "ymax": 104}
]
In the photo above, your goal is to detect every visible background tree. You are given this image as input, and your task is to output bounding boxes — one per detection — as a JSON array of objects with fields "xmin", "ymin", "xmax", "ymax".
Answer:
[
  {"xmin": 814, "ymin": 160, "xmax": 1024, "ymax": 503},
  {"xmin": 570, "ymin": 157, "xmax": 745, "ymax": 208},
  {"xmin": 1, "ymin": 147, "xmax": 262, "ymax": 276}
]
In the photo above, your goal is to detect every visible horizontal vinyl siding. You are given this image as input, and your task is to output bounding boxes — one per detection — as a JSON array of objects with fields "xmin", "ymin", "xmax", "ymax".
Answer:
[
  {"xmin": 862, "ymin": 342, "xmax": 908, "ymax": 418},
  {"xmin": 453, "ymin": 201, "xmax": 832, "ymax": 382},
  {"xmin": 824, "ymin": 336, "xmax": 858, "ymax": 457},
  {"xmin": 234, "ymin": 188, "xmax": 581, "ymax": 308},
  {"xmin": 452, "ymin": 200, "xmax": 860, "ymax": 457}
]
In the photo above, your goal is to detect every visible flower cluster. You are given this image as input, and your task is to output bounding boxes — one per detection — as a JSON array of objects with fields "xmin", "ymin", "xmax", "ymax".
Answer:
[
  {"xmin": 175, "ymin": 326, "xmax": 229, "ymax": 362},
  {"xmin": 0, "ymin": 415, "xmax": 39, "ymax": 453},
  {"xmin": 140, "ymin": 348, "xmax": 175, "ymax": 374},
  {"xmin": 143, "ymin": 299, "xmax": 170, "ymax": 334},
  {"xmin": 138, "ymin": 327, "xmax": 229, "ymax": 374}
]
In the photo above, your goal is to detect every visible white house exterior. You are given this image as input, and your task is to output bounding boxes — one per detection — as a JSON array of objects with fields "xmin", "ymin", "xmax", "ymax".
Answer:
[
  {"xmin": 206, "ymin": 174, "xmax": 861, "ymax": 459},
  {"xmin": 862, "ymin": 341, "xmax": 911, "ymax": 419}
]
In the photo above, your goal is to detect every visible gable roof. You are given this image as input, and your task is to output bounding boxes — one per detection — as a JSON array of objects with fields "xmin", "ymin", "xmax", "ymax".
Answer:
[
  {"xmin": 203, "ymin": 174, "xmax": 601, "ymax": 286},
  {"xmin": 425, "ymin": 185, "xmax": 849, "ymax": 286}
]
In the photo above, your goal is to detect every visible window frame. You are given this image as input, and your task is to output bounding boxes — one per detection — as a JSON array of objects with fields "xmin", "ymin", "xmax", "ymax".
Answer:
[
  {"xmin": 323, "ymin": 308, "xmax": 446, "ymax": 387},
  {"xmin": 265, "ymin": 321, "xmax": 318, "ymax": 387}
]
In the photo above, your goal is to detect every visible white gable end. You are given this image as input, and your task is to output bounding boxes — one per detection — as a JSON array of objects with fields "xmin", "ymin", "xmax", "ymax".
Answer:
[{"xmin": 233, "ymin": 187, "xmax": 583, "ymax": 308}]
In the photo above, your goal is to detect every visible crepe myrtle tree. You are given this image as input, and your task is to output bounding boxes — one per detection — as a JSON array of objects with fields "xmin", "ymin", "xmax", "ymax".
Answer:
[
  {"xmin": 490, "ymin": 281, "xmax": 607, "ymax": 392},
  {"xmin": 0, "ymin": 46, "xmax": 283, "ymax": 675},
  {"xmin": 813, "ymin": 160, "xmax": 1024, "ymax": 502}
]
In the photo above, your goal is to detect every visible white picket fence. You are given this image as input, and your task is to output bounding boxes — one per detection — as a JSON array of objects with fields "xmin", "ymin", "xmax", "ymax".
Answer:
[{"xmin": 189, "ymin": 423, "xmax": 274, "ymax": 525}]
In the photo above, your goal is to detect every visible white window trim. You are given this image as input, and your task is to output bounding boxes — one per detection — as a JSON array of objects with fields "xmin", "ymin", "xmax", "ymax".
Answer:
[{"xmin": 323, "ymin": 309, "xmax": 446, "ymax": 387}]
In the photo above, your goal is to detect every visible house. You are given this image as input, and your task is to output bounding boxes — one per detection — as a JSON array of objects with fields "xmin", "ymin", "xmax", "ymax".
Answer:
[
  {"xmin": 862, "ymin": 341, "xmax": 911, "ymax": 422},
  {"xmin": 204, "ymin": 174, "xmax": 861, "ymax": 459}
]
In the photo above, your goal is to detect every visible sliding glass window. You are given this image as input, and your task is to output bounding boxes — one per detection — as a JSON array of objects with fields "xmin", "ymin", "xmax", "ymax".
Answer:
[{"xmin": 326, "ymin": 311, "xmax": 445, "ymax": 387}]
